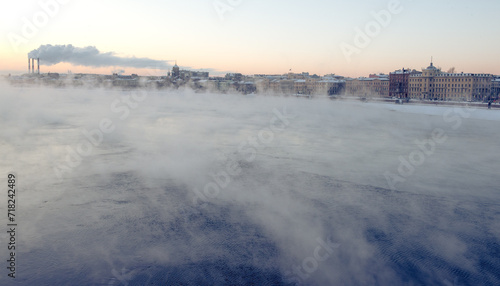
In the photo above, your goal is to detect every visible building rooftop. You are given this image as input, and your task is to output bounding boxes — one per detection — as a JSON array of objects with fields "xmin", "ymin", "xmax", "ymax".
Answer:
[{"xmin": 426, "ymin": 62, "xmax": 439, "ymax": 70}]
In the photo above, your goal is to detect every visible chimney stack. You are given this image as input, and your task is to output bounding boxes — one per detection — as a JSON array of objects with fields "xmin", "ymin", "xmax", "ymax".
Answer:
[
  {"xmin": 37, "ymin": 58, "xmax": 40, "ymax": 74},
  {"xmin": 31, "ymin": 58, "xmax": 35, "ymax": 74},
  {"xmin": 28, "ymin": 57, "xmax": 31, "ymax": 73}
]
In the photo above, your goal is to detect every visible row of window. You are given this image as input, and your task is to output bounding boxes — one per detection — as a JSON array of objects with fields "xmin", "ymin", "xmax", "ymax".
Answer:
[
  {"xmin": 434, "ymin": 78, "xmax": 472, "ymax": 82},
  {"xmin": 346, "ymin": 88, "xmax": 388, "ymax": 91},
  {"xmin": 409, "ymin": 88, "xmax": 489, "ymax": 93},
  {"xmin": 410, "ymin": 84, "xmax": 490, "ymax": 88},
  {"xmin": 410, "ymin": 77, "xmax": 491, "ymax": 83},
  {"xmin": 410, "ymin": 83, "xmax": 472, "ymax": 88}
]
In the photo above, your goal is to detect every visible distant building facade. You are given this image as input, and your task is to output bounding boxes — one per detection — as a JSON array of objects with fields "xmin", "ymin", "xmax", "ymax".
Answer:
[
  {"xmin": 389, "ymin": 68, "xmax": 421, "ymax": 99},
  {"xmin": 170, "ymin": 62, "xmax": 209, "ymax": 80},
  {"xmin": 345, "ymin": 77, "xmax": 389, "ymax": 97},
  {"xmin": 265, "ymin": 77, "xmax": 344, "ymax": 96},
  {"xmin": 491, "ymin": 77, "xmax": 500, "ymax": 100},
  {"xmin": 409, "ymin": 62, "xmax": 493, "ymax": 101},
  {"xmin": 316, "ymin": 79, "xmax": 345, "ymax": 95},
  {"xmin": 172, "ymin": 62, "xmax": 180, "ymax": 78},
  {"xmin": 181, "ymin": 70, "xmax": 209, "ymax": 79}
]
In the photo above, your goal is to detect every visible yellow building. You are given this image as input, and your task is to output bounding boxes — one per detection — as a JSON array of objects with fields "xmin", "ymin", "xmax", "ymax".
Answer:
[
  {"xmin": 345, "ymin": 77, "xmax": 389, "ymax": 98},
  {"xmin": 314, "ymin": 79, "xmax": 345, "ymax": 95},
  {"xmin": 409, "ymin": 62, "xmax": 493, "ymax": 101}
]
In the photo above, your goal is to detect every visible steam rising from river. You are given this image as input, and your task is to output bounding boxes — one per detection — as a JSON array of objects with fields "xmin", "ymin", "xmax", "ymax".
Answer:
[{"xmin": 0, "ymin": 80, "xmax": 499, "ymax": 285}]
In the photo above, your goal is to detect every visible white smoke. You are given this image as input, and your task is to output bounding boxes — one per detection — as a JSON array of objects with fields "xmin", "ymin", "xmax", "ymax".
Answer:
[{"xmin": 28, "ymin": 44, "xmax": 171, "ymax": 69}]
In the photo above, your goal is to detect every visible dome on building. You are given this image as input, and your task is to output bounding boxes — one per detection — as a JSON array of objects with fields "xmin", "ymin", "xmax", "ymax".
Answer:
[
  {"xmin": 172, "ymin": 60, "xmax": 180, "ymax": 78},
  {"xmin": 426, "ymin": 62, "xmax": 438, "ymax": 70}
]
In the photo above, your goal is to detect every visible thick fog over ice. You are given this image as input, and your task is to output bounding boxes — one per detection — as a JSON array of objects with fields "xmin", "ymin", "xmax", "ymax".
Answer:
[{"xmin": 0, "ymin": 81, "xmax": 499, "ymax": 285}]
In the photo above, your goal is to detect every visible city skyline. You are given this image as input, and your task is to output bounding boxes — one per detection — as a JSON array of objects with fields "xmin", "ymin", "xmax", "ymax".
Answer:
[{"xmin": 1, "ymin": 0, "xmax": 499, "ymax": 77}]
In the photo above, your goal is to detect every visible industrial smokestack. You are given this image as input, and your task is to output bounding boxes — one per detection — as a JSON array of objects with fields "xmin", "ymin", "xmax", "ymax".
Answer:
[
  {"xmin": 37, "ymin": 58, "xmax": 40, "ymax": 74},
  {"xmin": 32, "ymin": 58, "xmax": 34, "ymax": 74},
  {"xmin": 28, "ymin": 57, "xmax": 31, "ymax": 73}
]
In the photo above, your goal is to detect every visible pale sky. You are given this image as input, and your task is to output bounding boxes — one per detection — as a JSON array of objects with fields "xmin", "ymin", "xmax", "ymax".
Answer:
[{"xmin": 1, "ymin": 0, "xmax": 499, "ymax": 77}]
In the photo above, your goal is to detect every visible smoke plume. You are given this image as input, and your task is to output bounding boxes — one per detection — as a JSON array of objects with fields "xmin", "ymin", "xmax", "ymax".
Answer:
[{"xmin": 28, "ymin": 44, "xmax": 171, "ymax": 69}]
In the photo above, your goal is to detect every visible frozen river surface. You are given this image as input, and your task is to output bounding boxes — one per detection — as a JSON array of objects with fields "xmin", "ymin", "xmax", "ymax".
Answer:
[{"xmin": 1, "ymin": 84, "xmax": 499, "ymax": 285}]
